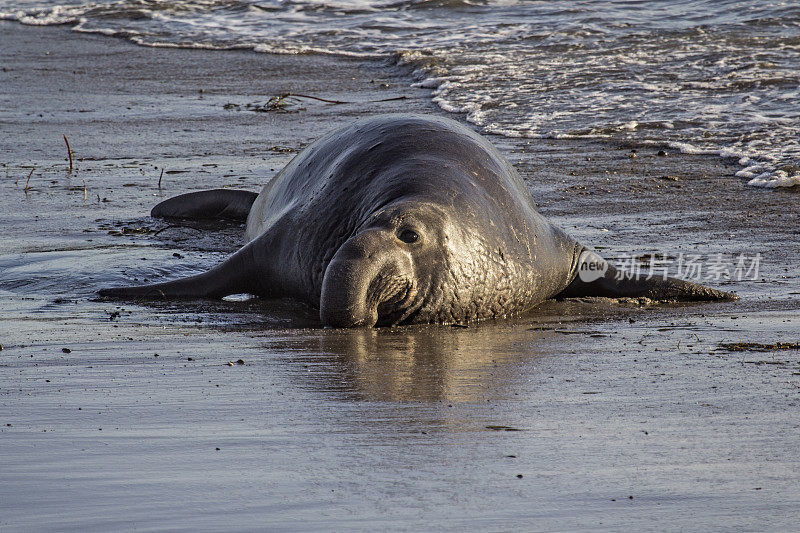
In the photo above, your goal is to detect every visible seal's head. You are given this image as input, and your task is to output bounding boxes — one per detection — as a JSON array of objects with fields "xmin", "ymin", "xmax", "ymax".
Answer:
[{"xmin": 320, "ymin": 199, "xmax": 457, "ymax": 327}]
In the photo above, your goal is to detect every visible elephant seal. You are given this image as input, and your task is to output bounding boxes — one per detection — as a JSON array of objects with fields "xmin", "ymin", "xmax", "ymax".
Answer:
[{"xmin": 99, "ymin": 115, "xmax": 735, "ymax": 327}]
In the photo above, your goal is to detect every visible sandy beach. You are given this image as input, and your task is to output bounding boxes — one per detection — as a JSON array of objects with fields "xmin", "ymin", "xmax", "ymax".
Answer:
[{"xmin": 2, "ymin": 21, "xmax": 799, "ymax": 531}]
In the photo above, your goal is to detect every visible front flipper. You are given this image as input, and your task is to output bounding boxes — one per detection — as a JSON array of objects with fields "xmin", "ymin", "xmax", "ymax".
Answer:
[
  {"xmin": 554, "ymin": 250, "xmax": 738, "ymax": 301},
  {"xmin": 151, "ymin": 189, "xmax": 258, "ymax": 221},
  {"xmin": 99, "ymin": 242, "xmax": 262, "ymax": 300}
]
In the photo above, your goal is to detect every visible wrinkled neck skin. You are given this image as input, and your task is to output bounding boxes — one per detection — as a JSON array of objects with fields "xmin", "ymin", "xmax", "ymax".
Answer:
[{"xmin": 319, "ymin": 198, "xmax": 570, "ymax": 328}]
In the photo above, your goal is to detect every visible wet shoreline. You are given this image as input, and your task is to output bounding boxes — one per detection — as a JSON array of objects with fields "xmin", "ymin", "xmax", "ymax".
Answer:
[{"xmin": 2, "ymin": 21, "xmax": 799, "ymax": 531}]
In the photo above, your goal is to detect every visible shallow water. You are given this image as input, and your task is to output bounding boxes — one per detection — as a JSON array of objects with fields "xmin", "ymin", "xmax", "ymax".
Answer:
[{"xmin": 3, "ymin": 0, "xmax": 800, "ymax": 187}]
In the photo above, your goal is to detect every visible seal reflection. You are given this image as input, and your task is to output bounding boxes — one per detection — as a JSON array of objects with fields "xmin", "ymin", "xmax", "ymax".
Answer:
[{"xmin": 301, "ymin": 324, "xmax": 550, "ymax": 404}]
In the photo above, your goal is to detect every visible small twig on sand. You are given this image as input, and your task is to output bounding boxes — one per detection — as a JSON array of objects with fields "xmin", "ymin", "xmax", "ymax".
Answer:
[
  {"xmin": 158, "ymin": 168, "xmax": 164, "ymax": 189},
  {"xmin": 63, "ymin": 134, "xmax": 74, "ymax": 172},
  {"xmin": 283, "ymin": 93, "xmax": 349, "ymax": 105},
  {"xmin": 24, "ymin": 167, "xmax": 35, "ymax": 192},
  {"xmin": 83, "ymin": 177, "xmax": 87, "ymax": 203},
  {"xmin": 242, "ymin": 93, "xmax": 410, "ymax": 114},
  {"xmin": 285, "ymin": 92, "xmax": 409, "ymax": 104}
]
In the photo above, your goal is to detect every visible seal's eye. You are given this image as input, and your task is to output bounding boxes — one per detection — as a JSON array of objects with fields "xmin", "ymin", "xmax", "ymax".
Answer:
[{"xmin": 398, "ymin": 229, "xmax": 419, "ymax": 244}]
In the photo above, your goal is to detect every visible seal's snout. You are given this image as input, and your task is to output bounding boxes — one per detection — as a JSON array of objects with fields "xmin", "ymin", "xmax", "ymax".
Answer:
[
  {"xmin": 320, "ymin": 257, "xmax": 381, "ymax": 328},
  {"xmin": 320, "ymin": 230, "xmax": 414, "ymax": 328}
]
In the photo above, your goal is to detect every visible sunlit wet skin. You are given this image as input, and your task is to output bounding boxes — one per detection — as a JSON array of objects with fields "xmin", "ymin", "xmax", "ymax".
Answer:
[
  {"xmin": 320, "ymin": 198, "xmax": 562, "ymax": 328},
  {"xmin": 321, "ymin": 201, "xmax": 465, "ymax": 327},
  {"xmin": 99, "ymin": 115, "xmax": 735, "ymax": 327}
]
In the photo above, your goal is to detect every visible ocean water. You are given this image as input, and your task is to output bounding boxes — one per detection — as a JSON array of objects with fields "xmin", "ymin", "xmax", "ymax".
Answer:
[{"xmin": 3, "ymin": 0, "xmax": 799, "ymax": 188}]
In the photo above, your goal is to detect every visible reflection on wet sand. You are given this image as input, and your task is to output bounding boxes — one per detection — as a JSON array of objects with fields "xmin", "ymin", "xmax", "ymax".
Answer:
[
  {"xmin": 284, "ymin": 324, "xmax": 553, "ymax": 404},
  {"xmin": 255, "ymin": 300, "xmax": 642, "ymax": 407}
]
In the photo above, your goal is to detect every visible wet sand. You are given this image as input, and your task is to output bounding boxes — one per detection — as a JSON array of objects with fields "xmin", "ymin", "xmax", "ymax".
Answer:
[{"xmin": 2, "ymin": 21, "xmax": 800, "ymax": 531}]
